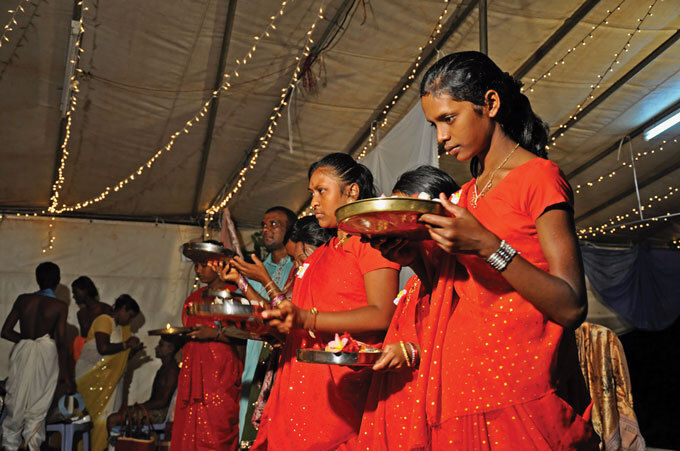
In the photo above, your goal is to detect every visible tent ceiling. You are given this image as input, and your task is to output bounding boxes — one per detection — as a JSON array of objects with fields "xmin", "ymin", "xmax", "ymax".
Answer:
[{"xmin": 0, "ymin": 0, "xmax": 678, "ymax": 245}]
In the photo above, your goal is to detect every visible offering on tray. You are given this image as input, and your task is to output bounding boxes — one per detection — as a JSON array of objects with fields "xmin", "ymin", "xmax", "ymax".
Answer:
[
  {"xmin": 335, "ymin": 196, "xmax": 444, "ymax": 239},
  {"xmin": 296, "ymin": 332, "xmax": 382, "ymax": 366},
  {"xmin": 148, "ymin": 324, "xmax": 193, "ymax": 336}
]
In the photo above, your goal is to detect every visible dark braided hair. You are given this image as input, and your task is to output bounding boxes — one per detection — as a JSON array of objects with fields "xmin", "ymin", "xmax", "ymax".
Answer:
[{"xmin": 420, "ymin": 51, "xmax": 549, "ymax": 176}]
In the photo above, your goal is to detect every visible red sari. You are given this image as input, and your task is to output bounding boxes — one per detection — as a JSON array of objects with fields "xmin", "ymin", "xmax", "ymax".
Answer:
[
  {"xmin": 428, "ymin": 158, "xmax": 597, "ymax": 449},
  {"xmin": 358, "ymin": 249, "xmax": 459, "ymax": 451},
  {"xmin": 251, "ymin": 235, "xmax": 400, "ymax": 451},
  {"xmin": 171, "ymin": 285, "xmax": 243, "ymax": 450}
]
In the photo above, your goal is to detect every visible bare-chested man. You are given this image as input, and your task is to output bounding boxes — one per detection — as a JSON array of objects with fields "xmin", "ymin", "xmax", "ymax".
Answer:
[
  {"xmin": 106, "ymin": 335, "xmax": 182, "ymax": 434},
  {"xmin": 1, "ymin": 262, "xmax": 75, "ymax": 451}
]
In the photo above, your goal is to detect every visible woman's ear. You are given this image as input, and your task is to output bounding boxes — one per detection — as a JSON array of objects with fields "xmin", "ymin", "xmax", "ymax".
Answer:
[
  {"xmin": 484, "ymin": 89, "xmax": 501, "ymax": 118},
  {"xmin": 345, "ymin": 183, "xmax": 360, "ymax": 201}
]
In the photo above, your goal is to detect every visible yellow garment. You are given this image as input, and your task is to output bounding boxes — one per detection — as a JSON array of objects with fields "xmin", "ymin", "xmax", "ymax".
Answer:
[
  {"xmin": 76, "ymin": 314, "xmax": 130, "ymax": 451},
  {"xmin": 575, "ymin": 322, "xmax": 645, "ymax": 450}
]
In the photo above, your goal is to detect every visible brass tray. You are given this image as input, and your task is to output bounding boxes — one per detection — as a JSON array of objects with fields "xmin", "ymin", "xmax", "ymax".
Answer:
[
  {"xmin": 297, "ymin": 349, "xmax": 382, "ymax": 366},
  {"xmin": 148, "ymin": 326, "xmax": 193, "ymax": 336},
  {"xmin": 335, "ymin": 197, "xmax": 444, "ymax": 239},
  {"xmin": 186, "ymin": 300, "xmax": 265, "ymax": 320},
  {"xmin": 182, "ymin": 242, "xmax": 235, "ymax": 263}
]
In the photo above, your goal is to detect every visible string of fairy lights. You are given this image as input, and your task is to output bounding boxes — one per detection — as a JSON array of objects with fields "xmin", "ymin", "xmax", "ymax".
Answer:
[
  {"xmin": 574, "ymin": 135, "xmax": 679, "ymax": 195},
  {"xmin": 48, "ymin": 0, "xmax": 295, "ymax": 216},
  {"xmin": 521, "ymin": 0, "xmax": 627, "ymax": 94},
  {"xmin": 204, "ymin": 3, "xmax": 330, "ymax": 220},
  {"xmin": 547, "ymin": 0, "xmax": 660, "ymax": 150},
  {"xmin": 577, "ymin": 184, "xmax": 679, "ymax": 239},
  {"xmin": 0, "ymin": 0, "xmax": 31, "ymax": 48},
  {"xmin": 356, "ymin": 0, "xmax": 452, "ymax": 160},
  {"xmin": 297, "ymin": 0, "xmax": 454, "ymax": 219}
]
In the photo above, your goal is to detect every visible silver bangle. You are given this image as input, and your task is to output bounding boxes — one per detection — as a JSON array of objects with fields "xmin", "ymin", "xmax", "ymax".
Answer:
[{"xmin": 485, "ymin": 240, "xmax": 519, "ymax": 271}]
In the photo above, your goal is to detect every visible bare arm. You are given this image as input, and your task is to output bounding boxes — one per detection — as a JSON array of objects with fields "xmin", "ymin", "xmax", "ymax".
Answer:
[
  {"xmin": 263, "ymin": 268, "xmax": 399, "ymax": 335},
  {"xmin": 55, "ymin": 304, "xmax": 76, "ymax": 393},
  {"xmin": 95, "ymin": 331, "xmax": 129, "ymax": 355},
  {"xmin": 421, "ymin": 195, "xmax": 587, "ymax": 329},
  {"xmin": 1, "ymin": 297, "xmax": 22, "ymax": 343}
]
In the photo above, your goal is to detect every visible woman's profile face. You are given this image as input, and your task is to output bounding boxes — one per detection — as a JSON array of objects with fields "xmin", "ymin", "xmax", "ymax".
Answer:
[
  {"xmin": 421, "ymin": 93, "xmax": 494, "ymax": 162},
  {"xmin": 294, "ymin": 241, "xmax": 317, "ymax": 266},
  {"xmin": 308, "ymin": 167, "xmax": 356, "ymax": 228}
]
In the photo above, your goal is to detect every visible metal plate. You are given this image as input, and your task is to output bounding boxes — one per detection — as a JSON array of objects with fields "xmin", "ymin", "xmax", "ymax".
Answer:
[
  {"xmin": 148, "ymin": 326, "xmax": 193, "ymax": 336},
  {"xmin": 335, "ymin": 197, "xmax": 444, "ymax": 239},
  {"xmin": 185, "ymin": 300, "xmax": 265, "ymax": 319},
  {"xmin": 296, "ymin": 349, "xmax": 382, "ymax": 366},
  {"xmin": 182, "ymin": 242, "xmax": 235, "ymax": 263}
]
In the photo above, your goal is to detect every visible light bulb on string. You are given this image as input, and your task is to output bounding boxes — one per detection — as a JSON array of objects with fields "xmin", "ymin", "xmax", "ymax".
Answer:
[
  {"xmin": 549, "ymin": 1, "xmax": 660, "ymax": 151},
  {"xmin": 48, "ymin": 0, "xmax": 295, "ymax": 215}
]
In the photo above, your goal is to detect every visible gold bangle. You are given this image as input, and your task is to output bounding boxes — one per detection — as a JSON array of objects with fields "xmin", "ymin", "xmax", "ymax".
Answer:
[
  {"xmin": 308, "ymin": 307, "xmax": 319, "ymax": 338},
  {"xmin": 399, "ymin": 341, "xmax": 412, "ymax": 367}
]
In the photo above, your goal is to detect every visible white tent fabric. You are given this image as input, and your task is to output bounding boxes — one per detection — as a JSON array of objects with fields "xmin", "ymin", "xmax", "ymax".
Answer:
[
  {"xmin": 0, "ymin": 216, "xmax": 201, "ymax": 403},
  {"xmin": 360, "ymin": 102, "xmax": 439, "ymax": 195}
]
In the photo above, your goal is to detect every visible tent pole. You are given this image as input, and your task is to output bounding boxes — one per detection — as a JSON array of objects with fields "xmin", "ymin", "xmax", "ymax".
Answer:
[
  {"xmin": 48, "ymin": 0, "xmax": 83, "ymax": 206},
  {"xmin": 210, "ymin": 0, "xmax": 356, "ymax": 210},
  {"xmin": 191, "ymin": 0, "xmax": 238, "ymax": 218},
  {"xmin": 478, "ymin": 0, "xmax": 487, "ymax": 55},
  {"xmin": 513, "ymin": 0, "xmax": 600, "ymax": 79},
  {"xmin": 340, "ymin": 0, "xmax": 477, "ymax": 162}
]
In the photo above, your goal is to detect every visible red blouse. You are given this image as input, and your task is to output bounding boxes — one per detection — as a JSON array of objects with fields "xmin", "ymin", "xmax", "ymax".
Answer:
[{"xmin": 251, "ymin": 235, "xmax": 400, "ymax": 451}]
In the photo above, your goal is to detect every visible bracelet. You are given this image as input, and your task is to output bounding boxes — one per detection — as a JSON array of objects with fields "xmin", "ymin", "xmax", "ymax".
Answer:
[
  {"xmin": 215, "ymin": 327, "xmax": 222, "ymax": 340},
  {"xmin": 399, "ymin": 341, "xmax": 412, "ymax": 367},
  {"xmin": 264, "ymin": 280, "xmax": 276, "ymax": 292},
  {"xmin": 238, "ymin": 275, "xmax": 249, "ymax": 295},
  {"xmin": 270, "ymin": 293, "xmax": 286, "ymax": 307},
  {"xmin": 485, "ymin": 240, "xmax": 519, "ymax": 272},
  {"xmin": 407, "ymin": 342, "xmax": 418, "ymax": 367},
  {"xmin": 307, "ymin": 307, "xmax": 319, "ymax": 338}
]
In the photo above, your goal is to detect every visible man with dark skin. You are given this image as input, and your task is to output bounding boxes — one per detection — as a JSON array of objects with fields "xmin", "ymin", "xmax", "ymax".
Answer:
[
  {"xmin": 106, "ymin": 335, "xmax": 181, "ymax": 433},
  {"xmin": 1, "ymin": 262, "xmax": 75, "ymax": 451},
  {"xmin": 72, "ymin": 275, "xmax": 112, "ymax": 337}
]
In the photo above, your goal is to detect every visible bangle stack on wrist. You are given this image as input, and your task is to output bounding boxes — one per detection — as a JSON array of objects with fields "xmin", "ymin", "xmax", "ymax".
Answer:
[
  {"xmin": 399, "ymin": 341, "xmax": 412, "ymax": 367},
  {"xmin": 307, "ymin": 307, "xmax": 319, "ymax": 338},
  {"xmin": 486, "ymin": 240, "xmax": 519, "ymax": 272},
  {"xmin": 238, "ymin": 275, "xmax": 249, "ymax": 295},
  {"xmin": 270, "ymin": 293, "xmax": 286, "ymax": 307},
  {"xmin": 407, "ymin": 342, "xmax": 419, "ymax": 367}
]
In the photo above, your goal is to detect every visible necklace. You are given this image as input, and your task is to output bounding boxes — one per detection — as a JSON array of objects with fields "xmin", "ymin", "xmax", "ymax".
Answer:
[
  {"xmin": 334, "ymin": 232, "xmax": 349, "ymax": 249},
  {"xmin": 471, "ymin": 143, "xmax": 520, "ymax": 208}
]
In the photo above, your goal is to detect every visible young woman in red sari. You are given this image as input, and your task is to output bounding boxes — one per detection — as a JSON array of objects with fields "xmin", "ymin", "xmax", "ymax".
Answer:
[
  {"xmin": 369, "ymin": 52, "xmax": 598, "ymax": 449},
  {"xmin": 358, "ymin": 166, "xmax": 459, "ymax": 450},
  {"xmin": 251, "ymin": 153, "xmax": 400, "ymax": 451},
  {"xmin": 170, "ymin": 241, "xmax": 244, "ymax": 451}
]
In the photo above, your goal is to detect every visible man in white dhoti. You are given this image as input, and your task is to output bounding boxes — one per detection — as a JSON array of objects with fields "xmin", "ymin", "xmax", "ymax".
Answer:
[{"xmin": 1, "ymin": 262, "xmax": 74, "ymax": 451}]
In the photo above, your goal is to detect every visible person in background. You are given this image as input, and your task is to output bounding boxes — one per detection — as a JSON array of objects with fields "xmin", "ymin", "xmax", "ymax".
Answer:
[
  {"xmin": 76, "ymin": 294, "xmax": 143, "ymax": 451},
  {"xmin": 227, "ymin": 207, "xmax": 297, "ymax": 448},
  {"xmin": 1, "ymin": 262, "xmax": 74, "ymax": 451},
  {"xmin": 171, "ymin": 241, "xmax": 244, "ymax": 451},
  {"xmin": 107, "ymin": 335, "xmax": 182, "ymax": 436},
  {"xmin": 72, "ymin": 276, "xmax": 112, "ymax": 338},
  {"xmin": 251, "ymin": 153, "xmax": 400, "ymax": 450}
]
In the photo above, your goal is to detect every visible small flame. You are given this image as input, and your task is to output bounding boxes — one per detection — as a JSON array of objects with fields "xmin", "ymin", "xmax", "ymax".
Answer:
[{"xmin": 166, "ymin": 323, "xmax": 171, "ymax": 329}]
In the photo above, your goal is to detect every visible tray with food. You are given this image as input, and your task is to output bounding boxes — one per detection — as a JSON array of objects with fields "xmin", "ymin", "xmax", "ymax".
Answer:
[
  {"xmin": 335, "ymin": 195, "xmax": 444, "ymax": 239},
  {"xmin": 148, "ymin": 324, "xmax": 193, "ymax": 336},
  {"xmin": 296, "ymin": 332, "xmax": 382, "ymax": 366},
  {"xmin": 182, "ymin": 241, "xmax": 236, "ymax": 263}
]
